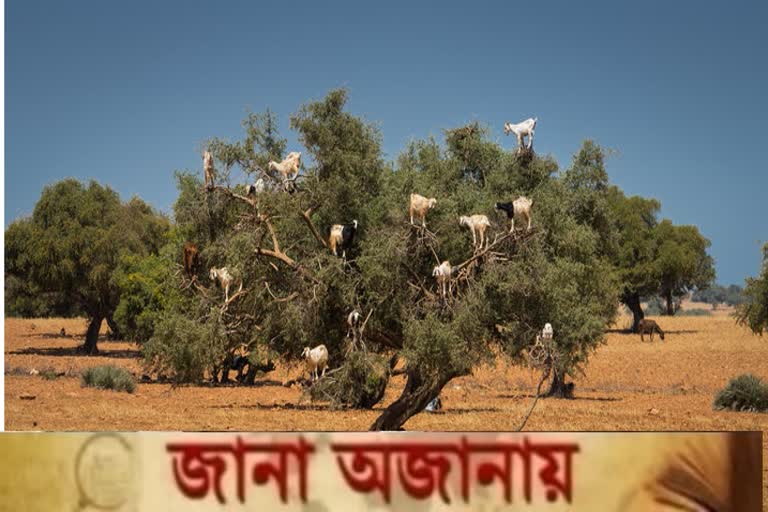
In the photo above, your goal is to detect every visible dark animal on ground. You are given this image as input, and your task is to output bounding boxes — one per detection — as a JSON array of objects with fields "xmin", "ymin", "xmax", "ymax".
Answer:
[{"xmin": 638, "ymin": 319, "xmax": 666, "ymax": 342}]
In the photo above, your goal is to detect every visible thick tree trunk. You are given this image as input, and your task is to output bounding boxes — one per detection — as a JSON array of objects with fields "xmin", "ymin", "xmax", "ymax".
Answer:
[
  {"xmin": 370, "ymin": 369, "xmax": 457, "ymax": 431},
  {"xmin": 83, "ymin": 316, "xmax": 103, "ymax": 355},
  {"xmin": 546, "ymin": 371, "xmax": 574, "ymax": 399},
  {"xmin": 105, "ymin": 315, "xmax": 122, "ymax": 340},
  {"xmin": 664, "ymin": 290, "xmax": 676, "ymax": 316},
  {"xmin": 623, "ymin": 291, "xmax": 644, "ymax": 332}
]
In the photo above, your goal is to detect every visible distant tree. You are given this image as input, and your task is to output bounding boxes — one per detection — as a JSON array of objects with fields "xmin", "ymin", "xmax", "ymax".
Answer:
[
  {"xmin": 606, "ymin": 189, "xmax": 661, "ymax": 331},
  {"xmin": 692, "ymin": 284, "xmax": 745, "ymax": 307},
  {"xmin": 654, "ymin": 220, "xmax": 715, "ymax": 315},
  {"xmin": 4, "ymin": 180, "xmax": 169, "ymax": 353},
  {"xmin": 737, "ymin": 244, "xmax": 768, "ymax": 335}
]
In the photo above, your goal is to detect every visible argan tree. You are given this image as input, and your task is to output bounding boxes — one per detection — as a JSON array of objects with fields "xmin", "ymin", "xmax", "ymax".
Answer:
[
  {"xmin": 737, "ymin": 243, "xmax": 768, "ymax": 335},
  {"xmin": 4, "ymin": 180, "xmax": 169, "ymax": 353},
  {"xmin": 654, "ymin": 220, "xmax": 715, "ymax": 315},
  {"xmin": 145, "ymin": 90, "xmax": 620, "ymax": 429}
]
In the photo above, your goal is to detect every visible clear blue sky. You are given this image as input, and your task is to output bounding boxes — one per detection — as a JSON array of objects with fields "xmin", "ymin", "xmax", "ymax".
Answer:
[{"xmin": 5, "ymin": 0, "xmax": 766, "ymax": 285}]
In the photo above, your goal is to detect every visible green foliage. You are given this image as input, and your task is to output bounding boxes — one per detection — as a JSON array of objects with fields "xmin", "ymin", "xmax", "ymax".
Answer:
[
  {"xmin": 40, "ymin": 369, "xmax": 60, "ymax": 380},
  {"xmin": 737, "ymin": 244, "xmax": 768, "ymax": 335},
  {"xmin": 143, "ymin": 311, "xmax": 226, "ymax": 383},
  {"xmin": 654, "ymin": 220, "xmax": 715, "ymax": 311},
  {"xmin": 4, "ymin": 180, "xmax": 169, "ymax": 352},
  {"xmin": 607, "ymin": 188, "xmax": 662, "ymax": 299},
  {"xmin": 310, "ymin": 352, "xmax": 390, "ymax": 409},
  {"xmin": 108, "ymin": 90, "xmax": 716, "ymax": 429},
  {"xmin": 692, "ymin": 284, "xmax": 745, "ymax": 306},
  {"xmin": 713, "ymin": 374, "xmax": 768, "ymax": 412},
  {"xmin": 113, "ymin": 235, "xmax": 182, "ymax": 343},
  {"xmin": 81, "ymin": 366, "xmax": 136, "ymax": 393}
]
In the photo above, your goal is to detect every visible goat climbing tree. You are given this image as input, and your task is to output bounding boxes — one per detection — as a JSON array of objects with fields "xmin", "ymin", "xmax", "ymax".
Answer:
[{"xmin": 138, "ymin": 89, "xmax": 699, "ymax": 430}]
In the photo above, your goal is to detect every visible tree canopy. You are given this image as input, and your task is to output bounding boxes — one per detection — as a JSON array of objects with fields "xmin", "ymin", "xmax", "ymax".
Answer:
[
  {"xmin": 737, "ymin": 244, "xmax": 768, "ymax": 335},
  {"xmin": 5, "ymin": 179, "xmax": 169, "ymax": 353}
]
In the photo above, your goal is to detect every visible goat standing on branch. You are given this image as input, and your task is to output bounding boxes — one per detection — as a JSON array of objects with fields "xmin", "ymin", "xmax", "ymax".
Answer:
[
  {"xmin": 203, "ymin": 150, "xmax": 215, "ymax": 190},
  {"xmin": 503, "ymin": 117, "xmax": 537, "ymax": 151},
  {"xmin": 409, "ymin": 193, "xmax": 437, "ymax": 228},
  {"xmin": 183, "ymin": 242, "xmax": 200, "ymax": 277},
  {"xmin": 247, "ymin": 178, "xmax": 266, "ymax": 196},
  {"xmin": 302, "ymin": 344, "xmax": 329, "ymax": 382},
  {"xmin": 209, "ymin": 266, "xmax": 241, "ymax": 302},
  {"xmin": 495, "ymin": 197, "xmax": 533, "ymax": 232},
  {"xmin": 268, "ymin": 151, "xmax": 301, "ymax": 189},
  {"xmin": 542, "ymin": 322, "xmax": 554, "ymax": 341},
  {"xmin": 329, "ymin": 220, "xmax": 358, "ymax": 258},
  {"xmin": 432, "ymin": 260, "xmax": 455, "ymax": 300},
  {"xmin": 459, "ymin": 214, "xmax": 492, "ymax": 249}
]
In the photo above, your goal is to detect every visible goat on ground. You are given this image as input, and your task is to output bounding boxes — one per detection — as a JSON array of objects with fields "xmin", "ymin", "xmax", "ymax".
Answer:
[{"xmin": 638, "ymin": 319, "xmax": 665, "ymax": 342}]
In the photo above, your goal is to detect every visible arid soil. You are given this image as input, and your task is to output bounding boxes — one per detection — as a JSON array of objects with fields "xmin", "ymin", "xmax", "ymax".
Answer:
[{"xmin": 4, "ymin": 313, "xmax": 768, "ymax": 503}]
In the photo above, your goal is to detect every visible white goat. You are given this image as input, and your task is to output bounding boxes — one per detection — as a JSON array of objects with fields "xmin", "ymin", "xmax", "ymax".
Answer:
[
  {"xmin": 209, "ymin": 267, "xmax": 240, "ymax": 302},
  {"xmin": 432, "ymin": 260, "xmax": 453, "ymax": 299},
  {"xmin": 347, "ymin": 310, "xmax": 362, "ymax": 337},
  {"xmin": 503, "ymin": 118, "xmax": 537, "ymax": 150},
  {"xmin": 542, "ymin": 323, "xmax": 554, "ymax": 341},
  {"xmin": 409, "ymin": 193, "xmax": 437, "ymax": 227},
  {"xmin": 459, "ymin": 214, "xmax": 492, "ymax": 249},
  {"xmin": 247, "ymin": 178, "xmax": 266, "ymax": 195},
  {"xmin": 203, "ymin": 150, "xmax": 215, "ymax": 190},
  {"xmin": 268, "ymin": 152, "xmax": 301, "ymax": 182},
  {"xmin": 302, "ymin": 344, "xmax": 329, "ymax": 382}
]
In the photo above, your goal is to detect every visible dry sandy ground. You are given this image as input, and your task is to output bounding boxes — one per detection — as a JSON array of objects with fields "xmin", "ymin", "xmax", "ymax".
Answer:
[{"xmin": 4, "ymin": 314, "xmax": 768, "ymax": 504}]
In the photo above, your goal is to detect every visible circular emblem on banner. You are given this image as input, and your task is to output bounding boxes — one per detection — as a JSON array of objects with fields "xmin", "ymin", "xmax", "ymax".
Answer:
[{"xmin": 75, "ymin": 433, "xmax": 134, "ymax": 510}]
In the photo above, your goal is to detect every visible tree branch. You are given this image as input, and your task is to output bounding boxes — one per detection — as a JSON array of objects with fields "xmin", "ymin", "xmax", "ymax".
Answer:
[
  {"xmin": 213, "ymin": 185, "xmax": 257, "ymax": 208},
  {"xmin": 301, "ymin": 205, "xmax": 328, "ymax": 249},
  {"xmin": 254, "ymin": 215, "xmax": 321, "ymax": 285},
  {"xmin": 455, "ymin": 227, "xmax": 539, "ymax": 272}
]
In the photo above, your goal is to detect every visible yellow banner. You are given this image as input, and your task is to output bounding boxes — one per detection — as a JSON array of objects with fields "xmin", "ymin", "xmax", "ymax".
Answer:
[{"xmin": 0, "ymin": 432, "xmax": 761, "ymax": 511}]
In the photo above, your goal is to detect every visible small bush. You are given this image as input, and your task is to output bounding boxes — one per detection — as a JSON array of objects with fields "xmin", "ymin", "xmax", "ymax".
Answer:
[
  {"xmin": 309, "ymin": 352, "xmax": 390, "ymax": 409},
  {"xmin": 81, "ymin": 366, "xmax": 136, "ymax": 393},
  {"xmin": 142, "ymin": 312, "xmax": 221, "ymax": 384},
  {"xmin": 713, "ymin": 374, "xmax": 768, "ymax": 413},
  {"xmin": 41, "ymin": 369, "xmax": 59, "ymax": 380}
]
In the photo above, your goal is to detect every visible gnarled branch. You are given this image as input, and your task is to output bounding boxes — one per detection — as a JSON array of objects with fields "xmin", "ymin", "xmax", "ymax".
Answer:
[{"xmin": 301, "ymin": 205, "xmax": 329, "ymax": 250}]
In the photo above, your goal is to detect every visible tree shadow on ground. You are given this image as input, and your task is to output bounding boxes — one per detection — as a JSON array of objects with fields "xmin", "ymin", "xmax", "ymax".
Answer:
[
  {"xmin": 606, "ymin": 328, "xmax": 699, "ymax": 335},
  {"xmin": 209, "ymin": 402, "xmax": 332, "ymax": 412},
  {"xmin": 496, "ymin": 392, "xmax": 621, "ymax": 402},
  {"xmin": 8, "ymin": 346, "xmax": 140, "ymax": 359}
]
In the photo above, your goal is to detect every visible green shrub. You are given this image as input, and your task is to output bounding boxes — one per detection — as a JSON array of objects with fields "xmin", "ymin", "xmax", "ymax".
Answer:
[
  {"xmin": 142, "ymin": 311, "xmax": 222, "ymax": 384},
  {"xmin": 41, "ymin": 369, "xmax": 60, "ymax": 380},
  {"xmin": 714, "ymin": 374, "xmax": 768, "ymax": 413},
  {"xmin": 81, "ymin": 366, "xmax": 136, "ymax": 393},
  {"xmin": 309, "ymin": 352, "xmax": 390, "ymax": 409}
]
